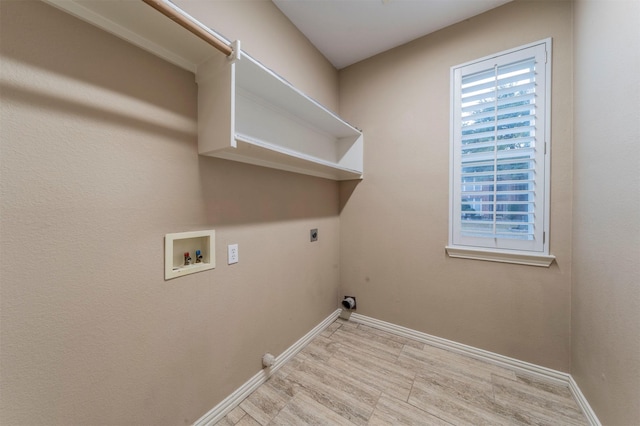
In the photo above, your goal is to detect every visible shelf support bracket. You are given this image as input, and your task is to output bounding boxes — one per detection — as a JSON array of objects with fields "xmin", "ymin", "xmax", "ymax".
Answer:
[{"xmin": 229, "ymin": 40, "xmax": 242, "ymax": 63}]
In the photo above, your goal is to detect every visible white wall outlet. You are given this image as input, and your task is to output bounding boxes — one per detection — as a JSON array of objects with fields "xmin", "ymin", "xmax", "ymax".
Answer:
[{"xmin": 228, "ymin": 244, "xmax": 239, "ymax": 264}]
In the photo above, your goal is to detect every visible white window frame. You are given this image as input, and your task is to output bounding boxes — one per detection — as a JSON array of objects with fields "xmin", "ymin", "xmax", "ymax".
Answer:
[{"xmin": 446, "ymin": 39, "xmax": 555, "ymax": 267}]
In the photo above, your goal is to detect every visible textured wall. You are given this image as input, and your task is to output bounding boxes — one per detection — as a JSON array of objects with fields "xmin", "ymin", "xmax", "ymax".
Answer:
[
  {"xmin": 572, "ymin": 0, "xmax": 640, "ymax": 424},
  {"xmin": 0, "ymin": 1, "xmax": 340, "ymax": 424},
  {"xmin": 338, "ymin": 0, "xmax": 574, "ymax": 371}
]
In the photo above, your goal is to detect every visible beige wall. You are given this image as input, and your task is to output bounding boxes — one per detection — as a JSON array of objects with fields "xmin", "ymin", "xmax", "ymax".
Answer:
[
  {"xmin": 339, "ymin": 0, "xmax": 574, "ymax": 371},
  {"xmin": 0, "ymin": 1, "xmax": 340, "ymax": 424},
  {"xmin": 4, "ymin": 0, "xmax": 639, "ymax": 424},
  {"xmin": 572, "ymin": 0, "xmax": 640, "ymax": 424}
]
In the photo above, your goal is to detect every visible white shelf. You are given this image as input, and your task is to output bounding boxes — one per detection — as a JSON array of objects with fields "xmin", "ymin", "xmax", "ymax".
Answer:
[
  {"xmin": 43, "ymin": 0, "xmax": 364, "ymax": 181},
  {"xmin": 196, "ymin": 53, "xmax": 363, "ymax": 181}
]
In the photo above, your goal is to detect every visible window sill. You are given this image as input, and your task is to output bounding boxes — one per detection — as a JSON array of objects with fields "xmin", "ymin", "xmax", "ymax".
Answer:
[{"xmin": 445, "ymin": 246, "xmax": 556, "ymax": 267}]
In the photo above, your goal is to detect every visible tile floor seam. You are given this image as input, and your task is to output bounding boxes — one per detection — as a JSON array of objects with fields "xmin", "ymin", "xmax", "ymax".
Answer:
[
  {"xmin": 263, "ymin": 392, "xmax": 291, "ymax": 426},
  {"xmin": 215, "ymin": 318, "xmax": 589, "ymax": 426}
]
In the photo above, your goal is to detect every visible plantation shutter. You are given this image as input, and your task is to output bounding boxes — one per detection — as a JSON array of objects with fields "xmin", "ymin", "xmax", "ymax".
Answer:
[{"xmin": 450, "ymin": 42, "xmax": 549, "ymax": 253}]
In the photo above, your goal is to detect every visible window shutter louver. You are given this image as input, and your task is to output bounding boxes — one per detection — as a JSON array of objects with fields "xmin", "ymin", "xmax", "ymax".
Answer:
[{"xmin": 450, "ymin": 41, "xmax": 550, "ymax": 254}]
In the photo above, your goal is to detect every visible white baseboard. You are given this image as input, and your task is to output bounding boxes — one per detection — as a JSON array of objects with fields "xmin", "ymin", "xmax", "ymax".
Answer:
[
  {"xmin": 193, "ymin": 309, "xmax": 341, "ymax": 426},
  {"xmin": 569, "ymin": 375, "xmax": 602, "ymax": 426},
  {"xmin": 349, "ymin": 312, "xmax": 601, "ymax": 426},
  {"xmin": 194, "ymin": 309, "xmax": 601, "ymax": 426}
]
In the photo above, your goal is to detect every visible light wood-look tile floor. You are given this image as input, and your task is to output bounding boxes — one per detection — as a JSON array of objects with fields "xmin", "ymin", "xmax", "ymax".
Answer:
[{"xmin": 215, "ymin": 318, "xmax": 588, "ymax": 425}]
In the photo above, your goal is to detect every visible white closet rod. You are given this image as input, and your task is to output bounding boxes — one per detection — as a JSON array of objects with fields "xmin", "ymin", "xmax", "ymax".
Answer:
[{"xmin": 142, "ymin": 0, "xmax": 233, "ymax": 57}]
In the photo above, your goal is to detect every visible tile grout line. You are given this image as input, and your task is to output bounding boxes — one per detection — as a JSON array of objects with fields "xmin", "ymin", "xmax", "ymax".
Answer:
[
  {"xmin": 212, "ymin": 312, "xmax": 597, "ymax": 426},
  {"xmin": 349, "ymin": 312, "xmax": 600, "ymax": 426},
  {"xmin": 195, "ymin": 309, "xmax": 342, "ymax": 426}
]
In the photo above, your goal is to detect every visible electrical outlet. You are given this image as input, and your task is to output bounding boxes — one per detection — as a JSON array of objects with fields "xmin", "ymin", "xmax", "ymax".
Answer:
[{"xmin": 228, "ymin": 244, "xmax": 238, "ymax": 264}]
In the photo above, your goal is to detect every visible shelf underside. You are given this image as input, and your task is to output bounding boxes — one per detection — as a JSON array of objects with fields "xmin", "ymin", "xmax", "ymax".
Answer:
[
  {"xmin": 207, "ymin": 135, "xmax": 362, "ymax": 181},
  {"xmin": 44, "ymin": 0, "xmax": 215, "ymax": 72}
]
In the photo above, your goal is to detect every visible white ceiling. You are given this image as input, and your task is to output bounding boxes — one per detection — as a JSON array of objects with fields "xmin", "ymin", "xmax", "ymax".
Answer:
[{"xmin": 272, "ymin": 0, "xmax": 512, "ymax": 69}]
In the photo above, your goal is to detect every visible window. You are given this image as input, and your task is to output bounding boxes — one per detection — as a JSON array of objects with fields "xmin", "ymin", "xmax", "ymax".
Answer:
[{"xmin": 446, "ymin": 39, "xmax": 555, "ymax": 267}]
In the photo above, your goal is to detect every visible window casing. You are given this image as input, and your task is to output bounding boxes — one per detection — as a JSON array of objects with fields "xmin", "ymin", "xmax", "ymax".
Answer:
[{"xmin": 447, "ymin": 39, "xmax": 554, "ymax": 266}]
